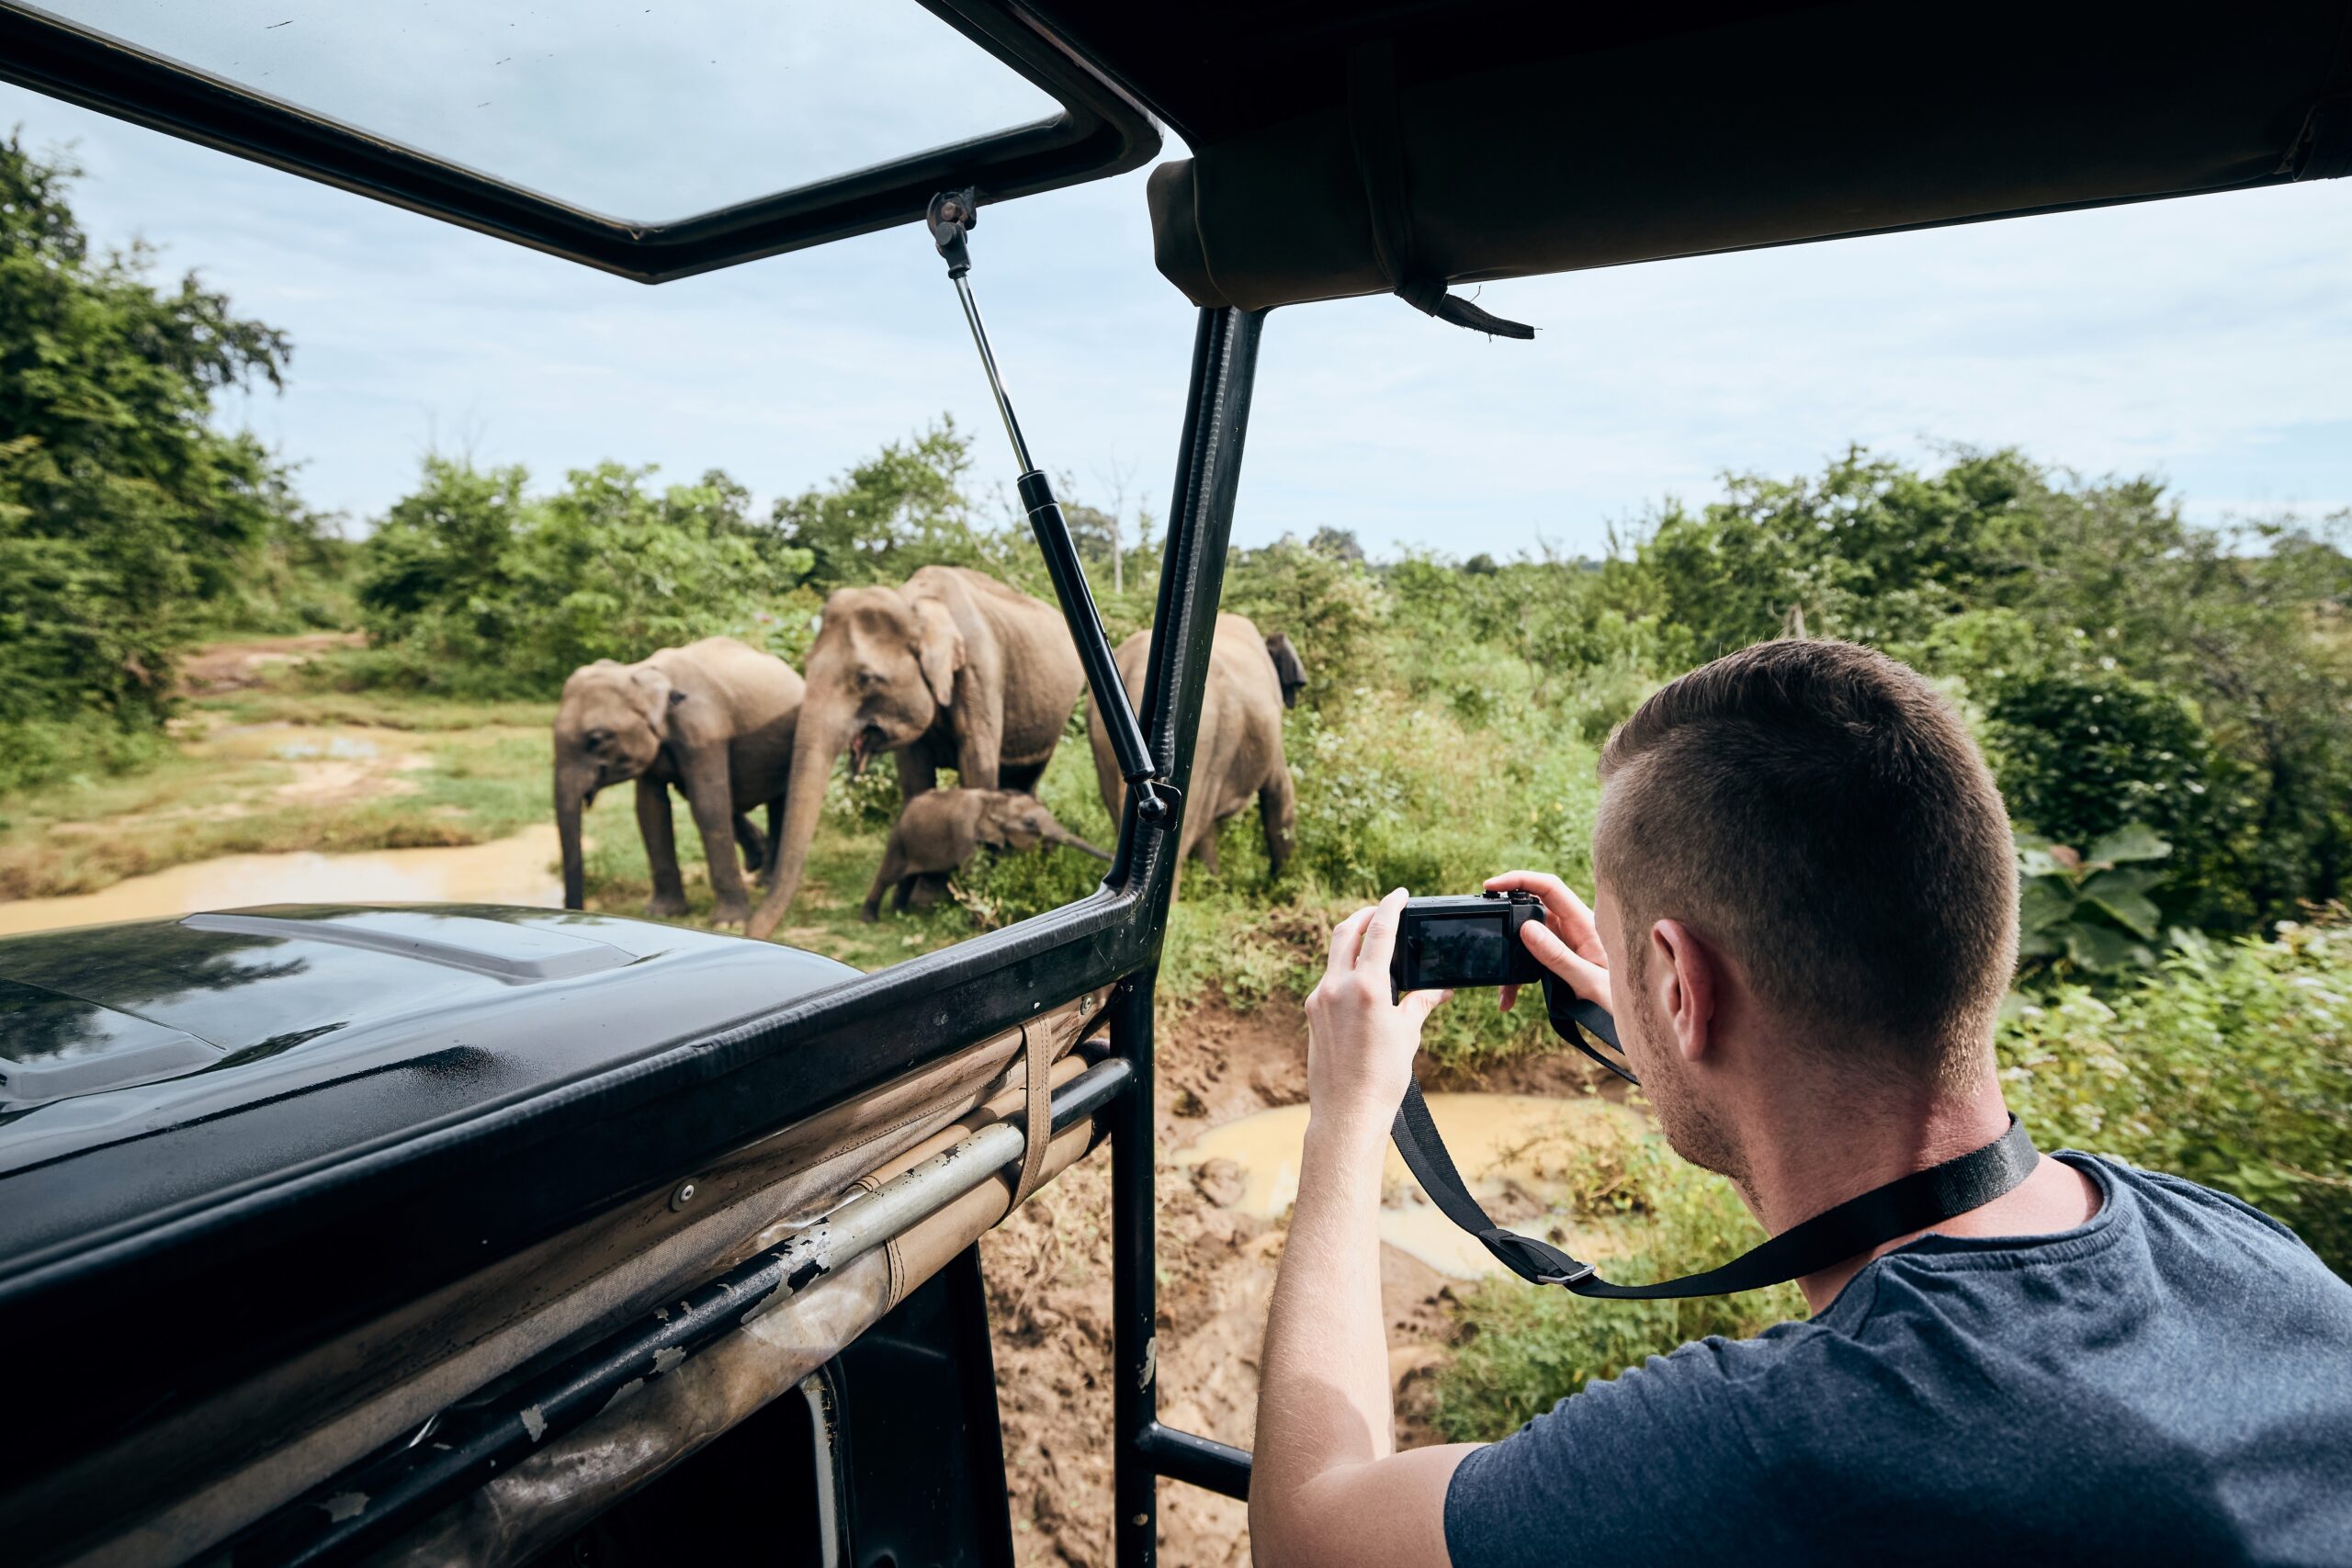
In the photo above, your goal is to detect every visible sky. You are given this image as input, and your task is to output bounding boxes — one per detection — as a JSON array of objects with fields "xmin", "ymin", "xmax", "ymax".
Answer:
[{"xmin": 6, "ymin": 6, "xmax": 2351, "ymax": 559}]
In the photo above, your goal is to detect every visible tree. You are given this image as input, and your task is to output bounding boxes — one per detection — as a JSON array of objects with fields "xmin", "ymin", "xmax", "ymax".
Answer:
[
  {"xmin": 771, "ymin": 418, "xmax": 979, "ymax": 589},
  {"xmin": 0, "ymin": 131, "xmax": 313, "ymax": 776}
]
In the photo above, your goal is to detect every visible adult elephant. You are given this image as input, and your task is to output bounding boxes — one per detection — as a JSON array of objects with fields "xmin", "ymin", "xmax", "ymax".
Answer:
[
  {"xmin": 746, "ymin": 566, "xmax": 1084, "ymax": 941},
  {"xmin": 554, "ymin": 637, "xmax": 803, "ymax": 928},
  {"xmin": 1088, "ymin": 612, "xmax": 1296, "ymax": 877}
]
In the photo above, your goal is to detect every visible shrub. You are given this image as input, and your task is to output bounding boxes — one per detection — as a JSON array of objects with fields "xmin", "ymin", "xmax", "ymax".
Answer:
[
  {"xmin": 1984, "ymin": 668, "xmax": 2252, "ymax": 931},
  {"xmin": 1999, "ymin": 917, "xmax": 2352, "ymax": 1275},
  {"xmin": 2015, "ymin": 823, "xmax": 2176, "ymax": 976},
  {"xmin": 355, "ymin": 459, "xmax": 810, "ymax": 696}
]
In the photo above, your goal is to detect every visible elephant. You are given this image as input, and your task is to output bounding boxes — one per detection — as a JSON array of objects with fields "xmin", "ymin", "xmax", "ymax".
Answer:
[
  {"xmin": 862, "ymin": 788, "xmax": 1110, "ymax": 921},
  {"xmin": 1266, "ymin": 631, "xmax": 1308, "ymax": 708},
  {"xmin": 553, "ymin": 636, "xmax": 804, "ymax": 928},
  {"xmin": 1087, "ymin": 612, "xmax": 1297, "ymax": 877},
  {"xmin": 746, "ymin": 565, "xmax": 1085, "ymax": 941}
]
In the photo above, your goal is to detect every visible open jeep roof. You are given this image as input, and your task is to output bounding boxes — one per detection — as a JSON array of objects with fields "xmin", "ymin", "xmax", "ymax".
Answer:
[{"xmin": 4, "ymin": 1, "xmax": 2346, "ymax": 288}]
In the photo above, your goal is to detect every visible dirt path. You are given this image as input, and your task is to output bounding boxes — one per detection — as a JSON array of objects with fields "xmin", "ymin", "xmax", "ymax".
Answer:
[
  {"xmin": 176, "ymin": 632, "xmax": 364, "ymax": 694},
  {"xmin": 980, "ymin": 992, "xmax": 1600, "ymax": 1567}
]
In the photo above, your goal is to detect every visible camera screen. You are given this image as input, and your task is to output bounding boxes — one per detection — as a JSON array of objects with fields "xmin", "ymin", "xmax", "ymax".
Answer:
[{"xmin": 1411, "ymin": 917, "xmax": 1510, "ymax": 987}]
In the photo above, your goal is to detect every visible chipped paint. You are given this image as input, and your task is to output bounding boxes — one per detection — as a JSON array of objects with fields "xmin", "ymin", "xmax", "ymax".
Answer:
[
  {"xmin": 322, "ymin": 1491, "xmax": 368, "ymax": 1523},
  {"xmin": 786, "ymin": 1257, "xmax": 828, "ymax": 1292},
  {"xmin": 652, "ymin": 1346, "xmax": 685, "ymax": 1375},
  {"xmin": 600, "ymin": 1378, "xmax": 645, "ymax": 1416},
  {"xmin": 519, "ymin": 1404, "xmax": 548, "ymax": 1442}
]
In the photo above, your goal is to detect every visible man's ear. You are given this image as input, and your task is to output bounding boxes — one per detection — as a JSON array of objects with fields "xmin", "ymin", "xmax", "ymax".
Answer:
[
  {"xmin": 1650, "ymin": 919, "xmax": 1717, "ymax": 1065},
  {"xmin": 912, "ymin": 598, "xmax": 963, "ymax": 710},
  {"xmin": 628, "ymin": 666, "xmax": 676, "ymax": 733}
]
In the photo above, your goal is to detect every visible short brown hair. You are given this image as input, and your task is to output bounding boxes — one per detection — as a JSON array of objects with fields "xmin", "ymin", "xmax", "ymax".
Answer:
[{"xmin": 1596, "ymin": 640, "xmax": 2016, "ymax": 1086}]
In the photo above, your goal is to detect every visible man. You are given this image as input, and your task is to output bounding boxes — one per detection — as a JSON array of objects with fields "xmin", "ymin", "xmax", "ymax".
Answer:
[{"xmin": 1250, "ymin": 639, "xmax": 2352, "ymax": 1567}]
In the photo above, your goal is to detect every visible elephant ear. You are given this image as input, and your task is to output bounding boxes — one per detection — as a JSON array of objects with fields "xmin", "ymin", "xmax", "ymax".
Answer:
[
  {"xmin": 628, "ymin": 665, "xmax": 678, "ymax": 733},
  {"xmin": 983, "ymin": 791, "xmax": 1041, "ymax": 850},
  {"xmin": 913, "ymin": 597, "xmax": 964, "ymax": 710}
]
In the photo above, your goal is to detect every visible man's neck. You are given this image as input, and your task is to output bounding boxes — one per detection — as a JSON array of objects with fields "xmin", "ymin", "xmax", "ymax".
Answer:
[{"xmin": 1733, "ymin": 1074, "xmax": 2088, "ymax": 1313}]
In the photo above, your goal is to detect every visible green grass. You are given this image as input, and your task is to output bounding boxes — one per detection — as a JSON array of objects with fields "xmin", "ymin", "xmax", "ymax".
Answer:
[{"xmin": 1433, "ymin": 1124, "xmax": 1809, "ymax": 1440}]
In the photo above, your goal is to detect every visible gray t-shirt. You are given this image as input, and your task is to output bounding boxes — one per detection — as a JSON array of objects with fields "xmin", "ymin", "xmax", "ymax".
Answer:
[{"xmin": 1443, "ymin": 1154, "xmax": 2352, "ymax": 1567}]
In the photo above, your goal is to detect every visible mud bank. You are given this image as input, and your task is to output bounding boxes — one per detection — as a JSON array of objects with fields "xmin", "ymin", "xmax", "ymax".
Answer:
[{"xmin": 980, "ymin": 991, "xmax": 1611, "ymax": 1567}]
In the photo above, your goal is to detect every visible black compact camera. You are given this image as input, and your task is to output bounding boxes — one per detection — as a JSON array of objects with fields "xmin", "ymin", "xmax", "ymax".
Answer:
[
  {"xmin": 1391, "ymin": 890, "xmax": 1550, "ymax": 993},
  {"xmin": 1390, "ymin": 890, "xmax": 1633, "ymax": 1082}
]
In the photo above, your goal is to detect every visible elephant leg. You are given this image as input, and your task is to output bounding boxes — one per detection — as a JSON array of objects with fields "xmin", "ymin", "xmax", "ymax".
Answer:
[
  {"xmin": 895, "ymin": 745, "xmax": 940, "ymax": 804},
  {"xmin": 893, "ymin": 874, "xmax": 919, "ymax": 913},
  {"xmin": 758, "ymin": 795, "xmax": 787, "ymax": 885},
  {"xmin": 675, "ymin": 746, "xmax": 752, "ymax": 927},
  {"xmin": 1196, "ymin": 826, "xmax": 1221, "ymax": 875},
  {"xmin": 1261, "ymin": 765, "xmax": 1297, "ymax": 875},
  {"xmin": 637, "ymin": 778, "xmax": 688, "ymax": 919},
  {"xmin": 907, "ymin": 874, "xmax": 949, "ymax": 911},
  {"xmin": 863, "ymin": 845, "xmax": 906, "ymax": 923},
  {"xmin": 999, "ymin": 758, "xmax": 1047, "ymax": 795},
  {"xmin": 733, "ymin": 812, "xmax": 768, "ymax": 875}
]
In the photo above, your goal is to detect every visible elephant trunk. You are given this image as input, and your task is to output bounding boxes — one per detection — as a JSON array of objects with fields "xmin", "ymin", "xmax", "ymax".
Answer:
[
  {"xmin": 555, "ymin": 759, "xmax": 595, "ymax": 910},
  {"xmin": 747, "ymin": 711, "xmax": 846, "ymax": 942},
  {"xmin": 1050, "ymin": 825, "xmax": 1114, "ymax": 863}
]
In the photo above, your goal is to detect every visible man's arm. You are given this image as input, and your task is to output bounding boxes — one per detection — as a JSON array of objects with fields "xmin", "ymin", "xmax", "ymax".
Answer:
[{"xmin": 1250, "ymin": 891, "xmax": 1480, "ymax": 1568}]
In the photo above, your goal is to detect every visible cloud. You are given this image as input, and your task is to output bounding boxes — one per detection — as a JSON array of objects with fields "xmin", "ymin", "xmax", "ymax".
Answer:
[{"xmin": 9, "ymin": 74, "xmax": 2350, "ymax": 558}]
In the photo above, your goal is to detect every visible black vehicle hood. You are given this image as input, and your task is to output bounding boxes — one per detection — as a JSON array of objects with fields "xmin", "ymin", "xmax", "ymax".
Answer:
[{"xmin": 0, "ymin": 904, "xmax": 864, "ymax": 1480}]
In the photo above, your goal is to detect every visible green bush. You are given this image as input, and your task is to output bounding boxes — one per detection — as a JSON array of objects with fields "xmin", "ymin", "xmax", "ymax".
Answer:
[
  {"xmin": 355, "ymin": 459, "xmax": 811, "ymax": 696},
  {"xmin": 2000, "ymin": 917, "xmax": 2352, "ymax": 1274},
  {"xmin": 1435, "ymin": 1127, "xmax": 1808, "ymax": 1440},
  {"xmin": 2015, "ymin": 823, "xmax": 2176, "ymax": 976},
  {"xmin": 1985, "ymin": 669, "xmax": 2253, "ymax": 931}
]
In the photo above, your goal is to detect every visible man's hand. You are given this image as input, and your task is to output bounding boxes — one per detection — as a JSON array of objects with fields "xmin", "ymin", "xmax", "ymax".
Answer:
[
  {"xmin": 1485, "ymin": 869, "xmax": 1613, "ymax": 1014},
  {"xmin": 1304, "ymin": 888, "xmax": 1450, "ymax": 1133},
  {"xmin": 1255, "ymin": 887, "xmax": 1476, "ymax": 1568}
]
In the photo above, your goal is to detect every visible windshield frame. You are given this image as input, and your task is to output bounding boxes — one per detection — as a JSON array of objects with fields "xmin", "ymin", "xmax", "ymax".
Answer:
[{"xmin": 0, "ymin": 0, "xmax": 1162, "ymax": 282}]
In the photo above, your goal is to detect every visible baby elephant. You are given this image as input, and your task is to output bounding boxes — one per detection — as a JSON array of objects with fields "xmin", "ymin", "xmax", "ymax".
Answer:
[{"xmin": 865, "ymin": 789, "xmax": 1110, "ymax": 921}]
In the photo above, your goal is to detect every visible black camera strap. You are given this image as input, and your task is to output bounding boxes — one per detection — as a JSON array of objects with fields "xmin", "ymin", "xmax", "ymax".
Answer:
[{"xmin": 1390, "ymin": 1077, "xmax": 2040, "ymax": 1296}]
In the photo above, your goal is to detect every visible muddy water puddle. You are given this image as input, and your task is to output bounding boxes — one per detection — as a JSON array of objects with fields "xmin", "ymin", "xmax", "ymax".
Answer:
[
  {"xmin": 0, "ymin": 827, "xmax": 566, "ymax": 935},
  {"xmin": 1178, "ymin": 1094, "xmax": 1641, "ymax": 1278}
]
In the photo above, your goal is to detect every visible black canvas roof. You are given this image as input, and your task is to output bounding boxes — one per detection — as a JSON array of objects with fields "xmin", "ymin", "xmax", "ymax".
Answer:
[{"xmin": 4, "ymin": 1, "xmax": 2345, "ymax": 291}]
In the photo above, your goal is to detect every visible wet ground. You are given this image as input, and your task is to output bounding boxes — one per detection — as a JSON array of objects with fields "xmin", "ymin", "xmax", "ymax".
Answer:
[{"xmin": 0, "ymin": 826, "xmax": 565, "ymax": 935}]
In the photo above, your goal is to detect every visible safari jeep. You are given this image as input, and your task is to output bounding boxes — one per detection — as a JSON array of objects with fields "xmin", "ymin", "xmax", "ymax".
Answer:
[{"xmin": 1, "ymin": 3, "xmax": 2346, "ymax": 1565}]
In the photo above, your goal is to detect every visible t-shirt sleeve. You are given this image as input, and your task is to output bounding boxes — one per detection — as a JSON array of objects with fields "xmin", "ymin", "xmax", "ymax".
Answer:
[{"xmin": 1442, "ymin": 1335, "xmax": 1795, "ymax": 1568}]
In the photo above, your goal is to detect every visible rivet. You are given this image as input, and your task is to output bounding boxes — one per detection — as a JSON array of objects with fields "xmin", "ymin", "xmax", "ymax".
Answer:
[
  {"xmin": 669, "ymin": 1180, "xmax": 697, "ymax": 1212},
  {"xmin": 1131, "ymin": 1513, "xmax": 1149, "ymax": 1528}
]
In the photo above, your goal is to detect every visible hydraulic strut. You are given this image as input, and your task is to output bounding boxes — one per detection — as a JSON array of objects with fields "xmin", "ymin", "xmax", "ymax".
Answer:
[{"xmin": 925, "ymin": 188, "xmax": 1171, "ymax": 824}]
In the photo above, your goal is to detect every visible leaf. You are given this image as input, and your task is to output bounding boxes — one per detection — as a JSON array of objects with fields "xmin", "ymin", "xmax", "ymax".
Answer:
[
  {"xmin": 2064, "ymin": 921, "xmax": 2138, "ymax": 972},
  {"xmin": 2018, "ymin": 877, "xmax": 2077, "ymax": 935},
  {"xmin": 2085, "ymin": 889, "xmax": 2162, "ymax": 940},
  {"xmin": 2086, "ymin": 823, "xmax": 2172, "ymax": 865},
  {"xmin": 2016, "ymin": 843, "xmax": 2068, "ymax": 880},
  {"xmin": 2080, "ymin": 866, "xmax": 2165, "ymax": 900}
]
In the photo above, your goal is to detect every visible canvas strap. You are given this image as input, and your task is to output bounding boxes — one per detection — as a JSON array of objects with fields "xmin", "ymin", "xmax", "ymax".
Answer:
[
  {"xmin": 1346, "ymin": 39, "xmax": 1537, "ymax": 339},
  {"xmin": 1010, "ymin": 1021, "xmax": 1054, "ymax": 1207}
]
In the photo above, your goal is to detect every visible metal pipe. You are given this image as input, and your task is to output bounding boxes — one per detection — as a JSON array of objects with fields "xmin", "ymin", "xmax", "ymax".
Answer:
[
  {"xmin": 951, "ymin": 273, "xmax": 1035, "ymax": 474},
  {"xmin": 1136, "ymin": 1423, "xmax": 1252, "ymax": 1502},
  {"xmin": 232, "ymin": 1058, "xmax": 1135, "ymax": 1568}
]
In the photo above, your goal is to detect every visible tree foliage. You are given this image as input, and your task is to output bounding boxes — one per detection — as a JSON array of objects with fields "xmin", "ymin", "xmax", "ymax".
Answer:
[
  {"xmin": 355, "ymin": 458, "xmax": 810, "ymax": 695},
  {"xmin": 0, "ymin": 133, "xmax": 332, "ymax": 784}
]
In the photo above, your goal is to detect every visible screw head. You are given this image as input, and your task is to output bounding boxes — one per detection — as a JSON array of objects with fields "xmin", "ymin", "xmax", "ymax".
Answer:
[{"xmin": 669, "ymin": 1180, "xmax": 697, "ymax": 1212}]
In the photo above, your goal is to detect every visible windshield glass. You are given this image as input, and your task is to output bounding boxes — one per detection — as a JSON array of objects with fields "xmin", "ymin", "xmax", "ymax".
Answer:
[{"xmin": 25, "ymin": 0, "xmax": 1063, "ymax": 223}]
